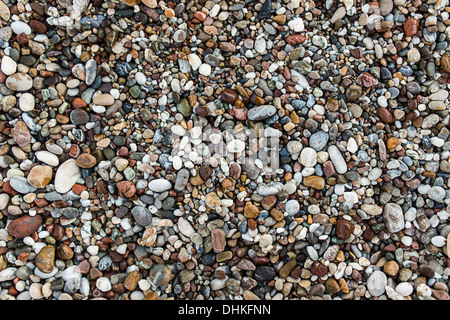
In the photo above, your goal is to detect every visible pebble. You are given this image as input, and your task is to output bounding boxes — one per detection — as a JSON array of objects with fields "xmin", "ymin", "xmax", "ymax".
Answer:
[
  {"xmin": 54, "ymin": 159, "xmax": 82, "ymax": 194},
  {"xmin": 6, "ymin": 73, "xmax": 33, "ymax": 91},
  {"xmin": 0, "ymin": 0, "xmax": 446, "ymax": 303},
  {"xmin": 148, "ymin": 179, "xmax": 172, "ymax": 193},
  {"xmin": 367, "ymin": 271, "xmax": 388, "ymax": 297},
  {"xmin": 1, "ymin": 56, "xmax": 17, "ymax": 75},
  {"xmin": 328, "ymin": 145, "xmax": 347, "ymax": 174},
  {"xmin": 247, "ymin": 105, "xmax": 277, "ymax": 121}
]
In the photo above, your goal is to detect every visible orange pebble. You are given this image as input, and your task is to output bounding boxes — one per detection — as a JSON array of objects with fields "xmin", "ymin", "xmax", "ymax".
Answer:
[{"xmin": 72, "ymin": 97, "xmax": 87, "ymax": 109}]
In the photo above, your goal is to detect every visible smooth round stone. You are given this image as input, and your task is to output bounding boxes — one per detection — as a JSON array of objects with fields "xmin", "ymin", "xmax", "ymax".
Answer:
[
  {"xmin": 27, "ymin": 165, "xmax": 52, "ymax": 188},
  {"xmin": 115, "ymin": 158, "xmax": 129, "ymax": 171},
  {"xmin": 70, "ymin": 109, "xmax": 89, "ymax": 125},
  {"xmin": 132, "ymin": 206, "xmax": 152, "ymax": 226},
  {"xmin": 170, "ymin": 125, "xmax": 185, "ymax": 136},
  {"xmin": 149, "ymin": 264, "xmax": 172, "ymax": 287},
  {"xmin": 6, "ymin": 73, "xmax": 33, "ymax": 91},
  {"xmin": 135, "ymin": 72, "xmax": 146, "ymax": 85},
  {"xmin": 309, "ymin": 131, "xmax": 329, "ymax": 151},
  {"xmin": 431, "ymin": 236, "xmax": 446, "ymax": 247},
  {"xmin": 227, "ymin": 140, "xmax": 245, "ymax": 153},
  {"xmin": 407, "ymin": 47, "xmax": 420, "ymax": 62},
  {"xmin": 29, "ymin": 283, "xmax": 44, "ymax": 300},
  {"xmin": 148, "ymin": 179, "xmax": 172, "ymax": 193},
  {"xmin": 396, "ymin": 282, "xmax": 413, "ymax": 297},
  {"xmin": 285, "ymin": 200, "xmax": 300, "ymax": 216},
  {"xmin": 1, "ymin": 56, "xmax": 17, "ymax": 75},
  {"xmin": 35, "ymin": 246, "xmax": 55, "ymax": 273},
  {"xmin": 368, "ymin": 168, "xmax": 382, "ymax": 180},
  {"xmin": 428, "ymin": 186, "xmax": 446, "ymax": 202},
  {"xmin": 287, "ymin": 141, "xmax": 302, "ymax": 154},
  {"xmin": 0, "ymin": 193, "xmax": 9, "ymax": 210},
  {"xmin": 205, "ymin": 54, "xmax": 220, "ymax": 67},
  {"xmin": 96, "ymin": 277, "xmax": 112, "ymax": 292},
  {"xmin": 11, "ymin": 21, "xmax": 32, "ymax": 35},
  {"xmin": 173, "ymin": 29, "xmax": 186, "ymax": 43},
  {"xmin": 347, "ymin": 137, "xmax": 358, "ymax": 153},
  {"xmin": 367, "ymin": 271, "xmax": 387, "ymax": 297},
  {"xmin": 19, "ymin": 93, "xmax": 35, "ymax": 111},
  {"xmin": 76, "ymin": 153, "xmax": 97, "ymax": 168},
  {"xmin": 54, "ymin": 159, "xmax": 82, "ymax": 194},
  {"xmin": 199, "ymin": 63, "xmax": 211, "ymax": 76},
  {"xmin": 7, "ymin": 215, "xmax": 42, "ymax": 239},
  {"xmin": 300, "ymin": 147, "xmax": 317, "ymax": 167}
]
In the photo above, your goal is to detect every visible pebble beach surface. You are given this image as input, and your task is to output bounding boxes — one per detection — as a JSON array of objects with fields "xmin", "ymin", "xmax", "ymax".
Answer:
[{"xmin": 0, "ymin": 0, "xmax": 449, "ymax": 301}]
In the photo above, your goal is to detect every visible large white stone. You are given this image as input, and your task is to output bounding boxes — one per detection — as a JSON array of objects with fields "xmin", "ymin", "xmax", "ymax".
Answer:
[
  {"xmin": 11, "ymin": 21, "xmax": 31, "ymax": 35},
  {"xmin": 188, "ymin": 53, "xmax": 202, "ymax": 70},
  {"xmin": 19, "ymin": 93, "xmax": 35, "ymax": 111},
  {"xmin": 288, "ymin": 17, "xmax": 304, "ymax": 32},
  {"xmin": 300, "ymin": 147, "xmax": 317, "ymax": 168},
  {"xmin": 54, "ymin": 159, "xmax": 82, "ymax": 193},
  {"xmin": 96, "ymin": 277, "xmax": 112, "ymax": 292},
  {"xmin": 367, "ymin": 270, "xmax": 387, "ymax": 297},
  {"xmin": 1, "ymin": 56, "xmax": 16, "ymax": 75},
  {"xmin": 148, "ymin": 178, "xmax": 172, "ymax": 193},
  {"xmin": 36, "ymin": 151, "xmax": 59, "ymax": 166}
]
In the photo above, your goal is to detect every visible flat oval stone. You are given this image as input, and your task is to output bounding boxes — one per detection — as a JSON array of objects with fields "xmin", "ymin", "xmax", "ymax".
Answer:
[
  {"xmin": 404, "ymin": 18, "xmax": 419, "ymax": 37},
  {"xmin": 309, "ymin": 131, "xmax": 329, "ymax": 151},
  {"xmin": 7, "ymin": 215, "xmax": 42, "ymax": 238},
  {"xmin": 10, "ymin": 176, "xmax": 37, "ymax": 194},
  {"xmin": 54, "ymin": 159, "xmax": 82, "ymax": 194},
  {"xmin": 328, "ymin": 145, "xmax": 347, "ymax": 174},
  {"xmin": 132, "ymin": 206, "xmax": 152, "ymax": 226},
  {"xmin": 11, "ymin": 21, "xmax": 32, "ymax": 35},
  {"xmin": 221, "ymin": 88, "xmax": 238, "ymax": 104},
  {"xmin": 93, "ymin": 94, "xmax": 114, "ymax": 106},
  {"xmin": 148, "ymin": 178, "xmax": 172, "ymax": 193},
  {"xmin": 247, "ymin": 105, "xmax": 276, "ymax": 121},
  {"xmin": 36, "ymin": 151, "xmax": 59, "ymax": 166},
  {"xmin": 11, "ymin": 120, "xmax": 31, "ymax": 148},
  {"xmin": 76, "ymin": 153, "xmax": 97, "ymax": 168},
  {"xmin": 303, "ymin": 175, "xmax": 325, "ymax": 189},
  {"xmin": 70, "ymin": 109, "xmax": 90, "ymax": 125},
  {"xmin": 1, "ymin": 56, "xmax": 17, "ymax": 75},
  {"xmin": 5, "ymin": 73, "xmax": 33, "ymax": 91}
]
